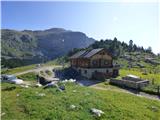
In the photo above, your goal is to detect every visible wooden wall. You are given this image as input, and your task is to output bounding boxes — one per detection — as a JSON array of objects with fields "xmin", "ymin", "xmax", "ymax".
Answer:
[{"xmin": 70, "ymin": 49, "xmax": 113, "ymax": 68}]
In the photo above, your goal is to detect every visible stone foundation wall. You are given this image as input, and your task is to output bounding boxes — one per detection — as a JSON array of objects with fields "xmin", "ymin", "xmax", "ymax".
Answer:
[
  {"xmin": 110, "ymin": 78, "xmax": 149, "ymax": 89},
  {"xmin": 76, "ymin": 67, "xmax": 113, "ymax": 79}
]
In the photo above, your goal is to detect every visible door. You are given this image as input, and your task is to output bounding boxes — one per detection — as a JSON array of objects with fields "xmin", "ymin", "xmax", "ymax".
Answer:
[{"xmin": 113, "ymin": 69, "xmax": 119, "ymax": 77}]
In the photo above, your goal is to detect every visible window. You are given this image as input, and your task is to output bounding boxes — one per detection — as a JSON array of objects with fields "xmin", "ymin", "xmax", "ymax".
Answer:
[
  {"xmin": 92, "ymin": 60, "xmax": 97, "ymax": 65},
  {"xmin": 104, "ymin": 60, "xmax": 108, "ymax": 65},
  {"xmin": 106, "ymin": 70, "xmax": 109, "ymax": 73},
  {"xmin": 84, "ymin": 70, "xmax": 87, "ymax": 74},
  {"xmin": 100, "ymin": 52, "xmax": 105, "ymax": 55}
]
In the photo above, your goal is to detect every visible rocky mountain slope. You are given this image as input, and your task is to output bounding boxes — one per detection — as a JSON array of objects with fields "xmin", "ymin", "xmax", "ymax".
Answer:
[{"xmin": 1, "ymin": 28, "xmax": 95, "ymax": 68}]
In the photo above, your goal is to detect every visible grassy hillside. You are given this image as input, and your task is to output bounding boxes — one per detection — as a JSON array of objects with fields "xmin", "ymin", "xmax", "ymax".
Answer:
[{"xmin": 1, "ymin": 82, "xmax": 160, "ymax": 120}]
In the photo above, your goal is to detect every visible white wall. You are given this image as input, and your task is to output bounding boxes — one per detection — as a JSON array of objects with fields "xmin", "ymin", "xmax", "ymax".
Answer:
[{"xmin": 76, "ymin": 67, "xmax": 113, "ymax": 79}]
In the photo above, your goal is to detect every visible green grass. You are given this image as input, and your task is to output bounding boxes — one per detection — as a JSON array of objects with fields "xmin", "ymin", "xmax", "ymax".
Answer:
[
  {"xmin": 1, "ymin": 64, "xmax": 36, "ymax": 74},
  {"xmin": 1, "ymin": 82, "xmax": 160, "ymax": 120},
  {"xmin": 17, "ymin": 72, "xmax": 37, "ymax": 82},
  {"xmin": 1, "ymin": 63, "xmax": 62, "ymax": 76}
]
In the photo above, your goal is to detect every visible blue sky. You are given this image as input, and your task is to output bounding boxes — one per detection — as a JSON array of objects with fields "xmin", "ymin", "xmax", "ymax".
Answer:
[{"xmin": 1, "ymin": 1, "xmax": 159, "ymax": 54}]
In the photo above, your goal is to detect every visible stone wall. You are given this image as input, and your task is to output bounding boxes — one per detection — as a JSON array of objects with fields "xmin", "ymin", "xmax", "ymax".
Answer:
[
  {"xmin": 110, "ymin": 78, "xmax": 149, "ymax": 89},
  {"xmin": 76, "ymin": 67, "xmax": 113, "ymax": 79}
]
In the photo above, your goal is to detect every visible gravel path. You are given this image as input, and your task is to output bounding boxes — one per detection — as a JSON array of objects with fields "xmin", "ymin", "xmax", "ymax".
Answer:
[{"xmin": 14, "ymin": 65, "xmax": 62, "ymax": 76}]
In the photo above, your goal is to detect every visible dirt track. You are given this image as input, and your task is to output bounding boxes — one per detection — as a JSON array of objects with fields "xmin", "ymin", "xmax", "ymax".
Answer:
[{"xmin": 14, "ymin": 66, "xmax": 62, "ymax": 76}]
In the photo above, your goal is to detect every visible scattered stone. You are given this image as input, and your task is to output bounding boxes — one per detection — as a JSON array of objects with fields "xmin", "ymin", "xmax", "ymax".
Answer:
[
  {"xmin": 90, "ymin": 108, "xmax": 104, "ymax": 117},
  {"xmin": 136, "ymin": 94, "xmax": 142, "ymax": 97},
  {"xmin": 38, "ymin": 93, "xmax": 46, "ymax": 97},
  {"xmin": 73, "ymin": 90, "xmax": 77, "ymax": 93},
  {"xmin": 70, "ymin": 104, "xmax": 76, "ymax": 110},
  {"xmin": 59, "ymin": 85, "xmax": 65, "ymax": 91},
  {"xmin": 1, "ymin": 112, "xmax": 5, "ymax": 116},
  {"xmin": 62, "ymin": 79, "xmax": 76, "ymax": 83},
  {"xmin": 20, "ymin": 85, "xmax": 29, "ymax": 88},
  {"xmin": 16, "ymin": 94, "xmax": 20, "ymax": 97},
  {"xmin": 35, "ymin": 83, "xmax": 42, "ymax": 87},
  {"xmin": 151, "ymin": 106, "xmax": 159, "ymax": 112}
]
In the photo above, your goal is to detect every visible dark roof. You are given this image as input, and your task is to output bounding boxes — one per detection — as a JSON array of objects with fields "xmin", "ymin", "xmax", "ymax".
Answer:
[
  {"xmin": 70, "ymin": 48, "xmax": 104, "ymax": 59},
  {"xmin": 69, "ymin": 50, "xmax": 86, "ymax": 59}
]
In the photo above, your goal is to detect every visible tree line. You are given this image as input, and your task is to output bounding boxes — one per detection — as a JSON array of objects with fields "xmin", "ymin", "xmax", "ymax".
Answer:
[{"xmin": 68, "ymin": 37, "xmax": 153, "ymax": 59}]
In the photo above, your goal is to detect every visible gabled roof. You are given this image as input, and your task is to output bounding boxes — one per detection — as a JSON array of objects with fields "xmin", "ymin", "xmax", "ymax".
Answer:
[
  {"xmin": 83, "ymin": 48, "xmax": 103, "ymax": 58},
  {"xmin": 69, "ymin": 50, "xmax": 86, "ymax": 59},
  {"xmin": 70, "ymin": 48, "xmax": 104, "ymax": 59}
]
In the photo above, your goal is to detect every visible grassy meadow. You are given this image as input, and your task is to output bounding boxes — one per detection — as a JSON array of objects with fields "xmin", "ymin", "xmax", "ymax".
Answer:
[
  {"xmin": 1, "ymin": 82, "xmax": 160, "ymax": 120},
  {"xmin": 1, "ymin": 64, "xmax": 36, "ymax": 74}
]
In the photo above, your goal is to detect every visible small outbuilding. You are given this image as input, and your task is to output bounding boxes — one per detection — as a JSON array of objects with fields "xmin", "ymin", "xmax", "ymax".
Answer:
[{"xmin": 110, "ymin": 74, "xmax": 149, "ymax": 89}]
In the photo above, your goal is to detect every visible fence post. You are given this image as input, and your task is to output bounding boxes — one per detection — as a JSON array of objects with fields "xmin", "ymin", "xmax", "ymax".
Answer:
[
  {"xmin": 36, "ymin": 74, "xmax": 39, "ymax": 83},
  {"xmin": 152, "ymin": 79, "xmax": 154, "ymax": 85},
  {"xmin": 158, "ymin": 86, "xmax": 160, "ymax": 95}
]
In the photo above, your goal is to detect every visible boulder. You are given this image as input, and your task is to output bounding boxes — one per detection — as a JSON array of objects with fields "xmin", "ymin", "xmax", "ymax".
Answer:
[
  {"xmin": 90, "ymin": 108, "xmax": 104, "ymax": 117},
  {"xmin": 70, "ymin": 105, "xmax": 76, "ymax": 110},
  {"xmin": 37, "ymin": 93, "xmax": 46, "ymax": 97},
  {"xmin": 35, "ymin": 83, "xmax": 42, "ymax": 87}
]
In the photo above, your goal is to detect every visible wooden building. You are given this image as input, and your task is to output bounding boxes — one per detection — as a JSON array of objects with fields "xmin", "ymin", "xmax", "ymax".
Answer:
[{"xmin": 69, "ymin": 48, "xmax": 119, "ymax": 79}]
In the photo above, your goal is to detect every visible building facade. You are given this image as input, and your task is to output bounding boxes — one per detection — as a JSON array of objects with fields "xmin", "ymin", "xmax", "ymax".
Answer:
[{"xmin": 69, "ymin": 48, "xmax": 119, "ymax": 79}]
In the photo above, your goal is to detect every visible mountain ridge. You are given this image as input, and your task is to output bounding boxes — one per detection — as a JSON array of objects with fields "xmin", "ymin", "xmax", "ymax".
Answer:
[{"xmin": 1, "ymin": 28, "xmax": 95, "ymax": 68}]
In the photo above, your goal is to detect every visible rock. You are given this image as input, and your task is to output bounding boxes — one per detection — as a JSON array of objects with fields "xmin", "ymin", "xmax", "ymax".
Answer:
[
  {"xmin": 1, "ymin": 112, "xmax": 5, "ymax": 116},
  {"xmin": 68, "ymin": 79, "xmax": 76, "ymax": 82},
  {"xmin": 20, "ymin": 85, "xmax": 29, "ymax": 88},
  {"xmin": 35, "ymin": 83, "xmax": 42, "ymax": 87},
  {"xmin": 16, "ymin": 94, "xmax": 20, "ymax": 97},
  {"xmin": 38, "ymin": 93, "xmax": 45, "ymax": 97},
  {"xmin": 73, "ymin": 90, "xmax": 77, "ymax": 93},
  {"xmin": 78, "ymin": 83, "xmax": 84, "ymax": 86},
  {"xmin": 91, "ymin": 108, "xmax": 104, "ymax": 117},
  {"xmin": 62, "ymin": 79, "xmax": 76, "ymax": 83},
  {"xmin": 151, "ymin": 106, "xmax": 158, "ymax": 112},
  {"xmin": 70, "ymin": 104, "xmax": 76, "ymax": 110},
  {"xmin": 59, "ymin": 85, "xmax": 65, "ymax": 91}
]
